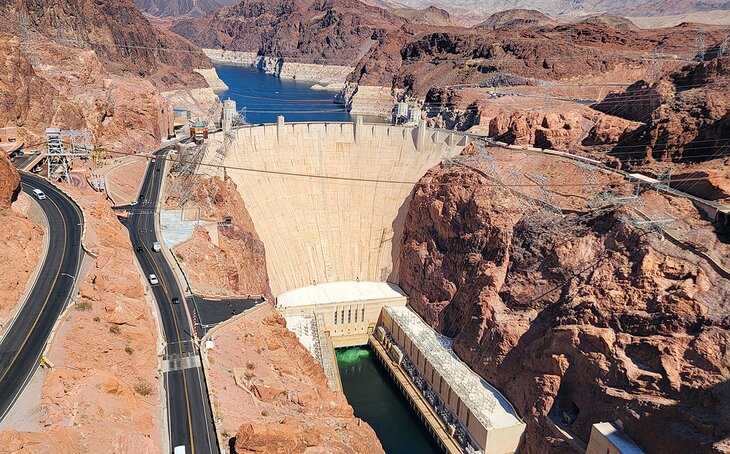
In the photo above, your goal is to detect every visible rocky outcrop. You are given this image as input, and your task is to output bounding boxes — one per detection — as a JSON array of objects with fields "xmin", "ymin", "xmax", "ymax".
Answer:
[
  {"xmin": 1, "ymin": 0, "xmax": 211, "ymax": 90},
  {"xmin": 168, "ymin": 176, "xmax": 272, "ymax": 299},
  {"xmin": 607, "ymin": 57, "xmax": 730, "ymax": 164},
  {"xmin": 390, "ymin": 6, "xmax": 453, "ymax": 26},
  {"xmin": 476, "ymin": 9, "xmax": 557, "ymax": 30},
  {"xmin": 670, "ymin": 158, "xmax": 730, "ymax": 201},
  {"xmin": 0, "ymin": 152, "xmax": 20, "ymax": 209},
  {"xmin": 398, "ymin": 146, "xmax": 730, "ymax": 453},
  {"xmin": 204, "ymin": 303, "xmax": 382, "ymax": 453},
  {"xmin": 487, "ymin": 109, "xmax": 641, "ymax": 151},
  {"xmin": 592, "ymin": 80, "xmax": 675, "ymax": 122},
  {"xmin": 349, "ymin": 22, "xmax": 723, "ymax": 98}
]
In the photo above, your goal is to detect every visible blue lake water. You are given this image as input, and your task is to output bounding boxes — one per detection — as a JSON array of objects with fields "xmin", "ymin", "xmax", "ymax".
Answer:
[{"xmin": 214, "ymin": 64, "xmax": 352, "ymax": 124}]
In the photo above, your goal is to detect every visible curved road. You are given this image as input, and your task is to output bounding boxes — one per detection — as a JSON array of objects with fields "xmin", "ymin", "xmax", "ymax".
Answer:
[
  {"xmin": 0, "ymin": 173, "xmax": 84, "ymax": 420},
  {"xmin": 122, "ymin": 148, "xmax": 218, "ymax": 454}
]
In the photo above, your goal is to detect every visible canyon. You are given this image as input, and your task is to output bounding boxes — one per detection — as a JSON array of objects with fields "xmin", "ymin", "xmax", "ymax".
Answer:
[{"xmin": 0, "ymin": 0, "xmax": 728, "ymax": 453}]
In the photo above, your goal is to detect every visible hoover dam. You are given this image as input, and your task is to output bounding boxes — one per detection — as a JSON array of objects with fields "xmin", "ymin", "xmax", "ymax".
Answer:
[
  {"xmin": 201, "ymin": 119, "xmax": 529, "ymax": 453},
  {"xmin": 206, "ymin": 118, "xmax": 467, "ymax": 295}
]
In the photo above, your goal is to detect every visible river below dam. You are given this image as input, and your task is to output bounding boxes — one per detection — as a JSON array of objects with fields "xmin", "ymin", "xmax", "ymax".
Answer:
[
  {"xmin": 337, "ymin": 347, "xmax": 441, "ymax": 454},
  {"xmin": 215, "ymin": 65, "xmax": 437, "ymax": 453}
]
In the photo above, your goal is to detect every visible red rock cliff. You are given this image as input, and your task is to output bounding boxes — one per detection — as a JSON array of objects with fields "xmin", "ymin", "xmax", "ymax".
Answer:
[{"xmin": 398, "ymin": 146, "xmax": 730, "ymax": 453}]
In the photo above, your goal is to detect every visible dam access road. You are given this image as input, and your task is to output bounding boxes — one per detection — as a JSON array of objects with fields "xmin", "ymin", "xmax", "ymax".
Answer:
[
  {"xmin": 122, "ymin": 147, "xmax": 218, "ymax": 454},
  {"xmin": 0, "ymin": 173, "xmax": 84, "ymax": 420}
]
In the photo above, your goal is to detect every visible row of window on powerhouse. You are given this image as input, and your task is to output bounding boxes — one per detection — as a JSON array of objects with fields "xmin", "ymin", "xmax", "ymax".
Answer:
[{"xmin": 333, "ymin": 307, "xmax": 366, "ymax": 325}]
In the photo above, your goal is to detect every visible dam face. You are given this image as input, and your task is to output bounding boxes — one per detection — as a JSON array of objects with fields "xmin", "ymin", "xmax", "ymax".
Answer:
[{"xmin": 216, "ymin": 121, "xmax": 467, "ymax": 297}]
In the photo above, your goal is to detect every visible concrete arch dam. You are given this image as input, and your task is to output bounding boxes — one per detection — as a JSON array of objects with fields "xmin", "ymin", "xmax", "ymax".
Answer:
[{"xmin": 212, "ymin": 120, "xmax": 468, "ymax": 298}]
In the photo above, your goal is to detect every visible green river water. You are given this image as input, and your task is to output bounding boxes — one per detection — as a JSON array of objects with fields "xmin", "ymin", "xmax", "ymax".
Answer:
[{"xmin": 337, "ymin": 347, "xmax": 441, "ymax": 454}]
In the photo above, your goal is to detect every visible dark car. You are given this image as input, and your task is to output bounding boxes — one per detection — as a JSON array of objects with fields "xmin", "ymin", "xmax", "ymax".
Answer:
[
  {"xmin": 172, "ymin": 297, "xmax": 180, "ymax": 304},
  {"xmin": 136, "ymin": 246, "xmax": 143, "ymax": 253}
]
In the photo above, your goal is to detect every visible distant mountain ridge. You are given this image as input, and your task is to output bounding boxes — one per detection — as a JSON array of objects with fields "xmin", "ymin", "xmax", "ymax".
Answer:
[
  {"xmin": 367, "ymin": 0, "xmax": 730, "ymax": 24},
  {"xmin": 476, "ymin": 8, "xmax": 557, "ymax": 30},
  {"xmin": 133, "ymin": 0, "xmax": 239, "ymax": 17}
]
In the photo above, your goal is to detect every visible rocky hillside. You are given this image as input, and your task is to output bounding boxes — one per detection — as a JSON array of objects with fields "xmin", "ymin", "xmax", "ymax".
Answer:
[
  {"xmin": 167, "ymin": 175, "xmax": 272, "ymax": 299},
  {"xmin": 596, "ymin": 56, "xmax": 730, "ymax": 164},
  {"xmin": 0, "ymin": 0, "xmax": 216, "ymax": 153},
  {"xmin": 133, "ymin": 0, "xmax": 238, "ymax": 18},
  {"xmin": 349, "ymin": 21, "xmax": 724, "ymax": 96},
  {"xmin": 476, "ymin": 8, "xmax": 557, "ymax": 30},
  {"xmin": 170, "ymin": 0, "xmax": 406, "ymax": 65},
  {"xmin": 205, "ymin": 303, "xmax": 382, "ymax": 453},
  {"xmin": 398, "ymin": 144, "xmax": 730, "ymax": 454},
  {"xmin": 390, "ymin": 6, "xmax": 453, "ymax": 26},
  {"xmin": 579, "ymin": 14, "xmax": 639, "ymax": 31},
  {"xmin": 2, "ymin": 0, "xmax": 210, "ymax": 88}
]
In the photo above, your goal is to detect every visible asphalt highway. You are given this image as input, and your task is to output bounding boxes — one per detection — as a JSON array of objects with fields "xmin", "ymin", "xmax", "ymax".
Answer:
[
  {"xmin": 0, "ymin": 173, "xmax": 84, "ymax": 420},
  {"xmin": 122, "ymin": 149, "xmax": 218, "ymax": 454}
]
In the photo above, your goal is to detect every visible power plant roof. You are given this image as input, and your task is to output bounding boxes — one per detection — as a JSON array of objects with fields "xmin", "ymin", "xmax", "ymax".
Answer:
[
  {"xmin": 386, "ymin": 306, "xmax": 524, "ymax": 431},
  {"xmin": 277, "ymin": 281, "xmax": 407, "ymax": 308}
]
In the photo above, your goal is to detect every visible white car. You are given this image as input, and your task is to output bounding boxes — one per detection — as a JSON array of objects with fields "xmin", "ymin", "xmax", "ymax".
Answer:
[
  {"xmin": 32, "ymin": 188, "xmax": 46, "ymax": 200},
  {"xmin": 148, "ymin": 274, "xmax": 159, "ymax": 285}
]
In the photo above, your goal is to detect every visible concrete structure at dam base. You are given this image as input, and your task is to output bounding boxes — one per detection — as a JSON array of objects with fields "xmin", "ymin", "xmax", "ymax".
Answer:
[
  {"xmin": 278, "ymin": 281, "xmax": 407, "ymax": 348},
  {"xmin": 373, "ymin": 306, "xmax": 526, "ymax": 454}
]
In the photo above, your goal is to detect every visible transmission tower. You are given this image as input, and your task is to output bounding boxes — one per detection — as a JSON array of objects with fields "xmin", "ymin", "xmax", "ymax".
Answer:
[
  {"xmin": 656, "ymin": 165, "xmax": 673, "ymax": 192},
  {"xmin": 695, "ymin": 27, "xmax": 707, "ymax": 61},
  {"xmin": 45, "ymin": 128, "xmax": 91, "ymax": 184},
  {"xmin": 169, "ymin": 100, "xmax": 223, "ymax": 206}
]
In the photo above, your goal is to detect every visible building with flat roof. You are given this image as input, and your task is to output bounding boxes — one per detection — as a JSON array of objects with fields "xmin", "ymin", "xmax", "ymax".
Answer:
[
  {"xmin": 375, "ymin": 306, "xmax": 526, "ymax": 454},
  {"xmin": 587, "ymin": 422, "xmax": 645, "ymax": 454},
  {"xmin": 277, "ymin": 281, "xmax": 407, "ymax": 347}
]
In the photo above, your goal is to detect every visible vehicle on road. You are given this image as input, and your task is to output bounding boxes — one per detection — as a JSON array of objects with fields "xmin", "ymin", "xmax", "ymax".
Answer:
[
  {"xmin": 32, "ymin": 188, "xmax": 46, "ymax": 200},
  {"xmin": 136, "ymin": 246, "xmax": 143, "ymax": 253},
  {"xmin": 130, "ymin": 200, "xmax": 138, "ymax": 206},
  {"xmin": 152, "ymin": 241, "xmax": 161, "ymax": 252},
  {"xmin": 16, "ymin": 151, "xmax": 24, "ymax": 156},
  {"xmin": 173, "ymin": 446, "xmax": 185, "ymax": 454},
  {"xmin": 32, "ymin": 166, "xmax": 43, "ymax": 173},
  {"xmin": 148, "ymin": 274, "xmax": 159, "ymax": 285},
  {"xmin": 172, "ymin": 297, "xmax": 180, "ymax": 304}
]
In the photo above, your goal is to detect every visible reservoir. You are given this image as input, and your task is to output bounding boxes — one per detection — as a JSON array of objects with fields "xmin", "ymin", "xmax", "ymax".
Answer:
[
  {"xmin": 337, "ymin": 347, "xmax": 441, "ymax": 454},
  {"xmin": 214, "ymin": 64, "xmax": 351, "ymax": 124}
]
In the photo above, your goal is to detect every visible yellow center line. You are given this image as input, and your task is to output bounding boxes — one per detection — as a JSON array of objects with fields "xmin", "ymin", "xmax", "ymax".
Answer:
[
  {"xmin": 0, "ymin": 185, "xmax": 68, "ymax": 383},
  {"xmin": 140, "ymin": 163, "xmax": 197, "ymax": 454}
]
